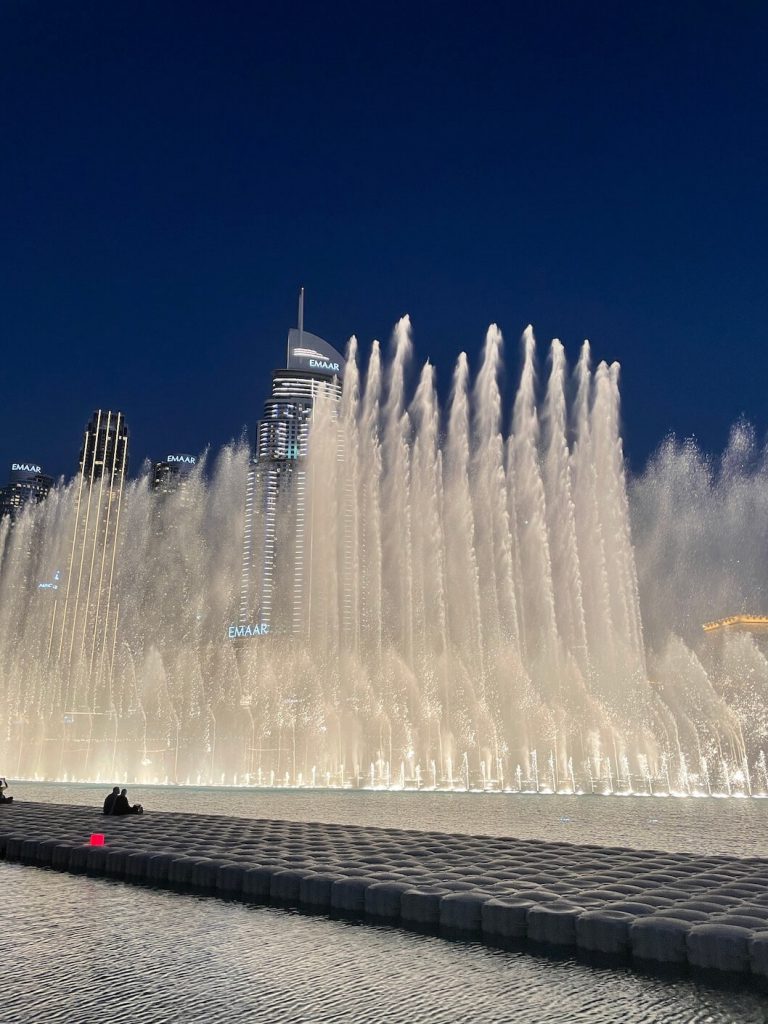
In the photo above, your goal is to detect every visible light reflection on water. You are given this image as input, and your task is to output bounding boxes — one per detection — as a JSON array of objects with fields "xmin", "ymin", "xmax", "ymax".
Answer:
[
  {"xmin": 12, "ymin": 781, "xmax": 768, "ymax": 857},
  {"xmin": 4, "ymin": 863, "xmax": 766, "ymax": 1024}
]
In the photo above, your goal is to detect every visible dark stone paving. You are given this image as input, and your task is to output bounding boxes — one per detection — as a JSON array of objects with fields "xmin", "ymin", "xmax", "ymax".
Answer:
[{"xmin": 3, "ymin": 801, "xmax": 768, "ymax": 976}]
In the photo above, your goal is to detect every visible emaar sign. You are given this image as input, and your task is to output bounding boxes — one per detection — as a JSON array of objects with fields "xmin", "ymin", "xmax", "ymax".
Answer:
[
  {"xmin": 167, "ymin": 454, "xmax": 196, "ymax": 465},
  {"xmin": 12, "ymin": 463, "xmax": 41, "ymax": 474},
  {"xmin": 228, "ymin": 623, "xmax": 270, "ymax": 638},
  {"xmin": 308, "ymin": 358, "xmax": 340, "ymax": 373},
  {"xmin": 286, "ymin": 328, "xmax": 345, "ymax": 378}
]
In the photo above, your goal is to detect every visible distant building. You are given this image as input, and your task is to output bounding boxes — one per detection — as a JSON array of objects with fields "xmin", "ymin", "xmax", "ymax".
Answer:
[
  {"xmin": 151, "ymin": 454, "xmax": 197, "ymax": 494},
  {"xmin": 77, "ymin": 409, "xmax": 129, "ymax": 483},
  {"xmin": 0, "ymin": 462, "xmax": 53, "ymax": 522},
  {"xmin": 237, "ymin": 292, "xmax": 344, "ymax": 638},
  {"xmin": 703, "ymin": 615, "xmax": 768, "ymax": 634},
  {"xmin": 50, "ymin": 410, "xmax": 129, "ymax": 710},
  {"xmin": 702, "ymin": 615, "xmax": 768, "ymax": 657}
]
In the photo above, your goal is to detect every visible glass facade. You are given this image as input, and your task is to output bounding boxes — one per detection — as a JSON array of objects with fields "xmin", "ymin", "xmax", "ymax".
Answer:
[
  {"xmin": 0, "ymin": 465, "xmax": 53, "ymax": 522},
  {"xmin": 151, "ymin": 454, "xmax": 197, "ymax": 494},
  {"xmin": 240, "ymin": 350, "xmax": 344, "ymax": 637}
]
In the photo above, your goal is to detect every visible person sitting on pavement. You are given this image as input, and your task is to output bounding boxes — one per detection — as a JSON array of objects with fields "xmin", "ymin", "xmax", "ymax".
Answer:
[
  {"xmin": 103, "ymin": 786, "xmax": 120, "ymax": 815},
  {"xmin": 114, "ymin": 788, "xmax": 143, "ymax": 815},
  {"xmin": 0, "ymin": 778, "xmax": 13, "ymax": 804}
]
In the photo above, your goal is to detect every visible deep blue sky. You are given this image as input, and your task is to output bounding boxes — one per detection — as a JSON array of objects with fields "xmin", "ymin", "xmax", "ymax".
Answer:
[{"xmin": 1, "ymin": 1, "xmax": 766, "ymax": 478}]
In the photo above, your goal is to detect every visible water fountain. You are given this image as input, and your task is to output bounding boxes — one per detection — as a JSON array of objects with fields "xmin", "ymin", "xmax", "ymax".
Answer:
[{"xmin": 0, "ymin": 318, "xmax": 766, "ymax": 794}]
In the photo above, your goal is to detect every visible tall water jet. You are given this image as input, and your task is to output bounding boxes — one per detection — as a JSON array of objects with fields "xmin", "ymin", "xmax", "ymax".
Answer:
[
  {"xmin": 1, "ymin": 315, "xmax": 765, "ymax": 795},
  {"xmin": 542, "ymin": 339, "xmax": 588, "ymax": 673},
  {"xmin": 510, "ymin": 327, "xmax": 559, "ymax": 671}
]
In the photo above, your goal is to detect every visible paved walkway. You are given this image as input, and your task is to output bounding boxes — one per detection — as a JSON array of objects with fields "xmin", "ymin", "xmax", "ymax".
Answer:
[{"xmin": 3, "ymin": 801, "xmax": 768, "ymax": 977}]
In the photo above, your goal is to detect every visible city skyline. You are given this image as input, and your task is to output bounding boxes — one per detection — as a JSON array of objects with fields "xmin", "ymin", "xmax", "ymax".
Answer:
[
  {"xmin": 2, "ymin": 4, "xmax": 767, "ymax": 480},
  {"xmin": 0, "ymin": 295, "xmax": 755, "ymax": 492},
  {"xmin": 0, "ymin": 299, "xmax": 347, "ymax": 491}
]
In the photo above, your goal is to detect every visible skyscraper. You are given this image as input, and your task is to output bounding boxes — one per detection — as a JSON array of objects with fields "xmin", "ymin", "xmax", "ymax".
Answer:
[
  {"xmin": 0, "ymin": 462, "xmax": 53, "ymax": 522},
  {"xmin": 151, "ymin": 453, "xmax": 197, "ymax": 494},
  {"xmin": 236, "ymin": 292, "xmax": 345, "ymax": 638},
  {"xmin": 50, "ymin": 410, "xmax": 129, "ymax": 712}
]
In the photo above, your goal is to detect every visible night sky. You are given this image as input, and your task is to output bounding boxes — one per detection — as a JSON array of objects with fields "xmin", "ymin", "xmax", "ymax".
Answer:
[{"xmin": 2, "ymin": 1, "xmax": 766, "ymax": 479}]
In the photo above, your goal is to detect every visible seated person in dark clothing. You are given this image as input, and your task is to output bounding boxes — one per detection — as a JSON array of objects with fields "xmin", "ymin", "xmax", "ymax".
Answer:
[
  {"xmin": 0, "ymin": 778, "xmax": 13, "ymax": 804},
  {"xmin": 114, "ymin": 788, "xmax": 143, "ymax": 815},
  {"xmin": 103, "ymin": 786, "xmax": 120, "ymax": 815}
]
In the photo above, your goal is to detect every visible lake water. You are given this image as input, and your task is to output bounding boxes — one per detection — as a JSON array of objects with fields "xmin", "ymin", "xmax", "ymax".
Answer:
[
  {"xmin": 4, "ymin": 862, "xmax": 768, "ymax": 1024},
  {"xmin": 11, "ymin": 781, "xmax": 768, "ymax": 857},
  {"xmin": 6, "ymin": 783, "xmax": 768, "ymax": 1021}
]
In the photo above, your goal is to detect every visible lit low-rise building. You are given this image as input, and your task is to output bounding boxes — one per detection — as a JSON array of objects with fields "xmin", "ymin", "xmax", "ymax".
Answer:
[
  {"xmin": 0, "ymin": 462, "xmax": 53, "ymax": 522},
  {"xmin": 151, "ymin": 453, "xmax": 197, "ymax": 494}
]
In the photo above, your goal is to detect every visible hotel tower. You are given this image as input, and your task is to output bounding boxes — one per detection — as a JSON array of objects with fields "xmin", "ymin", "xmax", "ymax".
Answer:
[
  {"xmin": 0, "ymin": 462, "xmax": 53, "ymax": 522},
  {"xmin": 237, "ymin": 292, "xmax": 345, "ymax": 638}
]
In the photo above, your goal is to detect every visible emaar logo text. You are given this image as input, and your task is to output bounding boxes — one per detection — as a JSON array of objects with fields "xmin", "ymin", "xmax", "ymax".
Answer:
[
  {"xmin": 12, "ymin": 463, "xmax": 41, "ymax": 473},
  {"xmin": 228, "ymin": 623, "xmax": 270, "ymax": 638},
  {"xmin": 308, "ymin": 359, "xmax": 340, "ymax": 373},
  {"xmin": 167, "ymin": 455, "xmax": 196, "ymax": 464}
]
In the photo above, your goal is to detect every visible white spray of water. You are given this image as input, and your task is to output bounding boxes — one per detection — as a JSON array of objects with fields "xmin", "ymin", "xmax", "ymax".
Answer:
[{"xmin": 0, "ymin": 321, "xmax": 763, "ymax": 792}]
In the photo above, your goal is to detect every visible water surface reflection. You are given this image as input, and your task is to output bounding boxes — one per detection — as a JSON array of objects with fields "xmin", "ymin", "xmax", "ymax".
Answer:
[{"xmin": 5, "ymin": 864, "xmax": 766, "ymax": 1024}]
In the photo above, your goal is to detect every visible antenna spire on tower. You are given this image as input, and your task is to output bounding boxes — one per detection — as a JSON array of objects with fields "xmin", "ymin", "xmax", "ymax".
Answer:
[{"xmin": 287, "ymin": 286, "xmax": 306, "ymax": 367}]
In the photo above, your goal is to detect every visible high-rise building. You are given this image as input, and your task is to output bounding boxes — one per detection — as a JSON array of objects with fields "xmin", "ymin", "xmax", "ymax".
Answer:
[
  {"xmin": 235, "ymin": 292, "xmax": 345, "ymax": 639},
  {"xmin": 50, "ymin": 410, "xmax": 129, "ymax": 711},
  {"xmin": 0, "ymin": 462, "xmax": 53, "ymax": 522},
  {"xmin": 151, "ymin": 453, "xmax": 197, "ymax": 494}
]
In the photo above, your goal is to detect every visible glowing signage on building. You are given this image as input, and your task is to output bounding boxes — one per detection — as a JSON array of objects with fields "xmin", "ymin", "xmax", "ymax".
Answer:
[
  {"xmin": 167, "ymin": 454, "xmax": 196, "ymax": 465},
  {"xmin": 38, "ymin": 570, "xmax": 61, "ymax": 591},
  {"xmin": 12, "ymin": 463, "xmax": 41, "ymax": 474},
  {"xmin": 228, "ymin": 623, "xmax": 270, "ymax": 638},
  {"xmin": 308, "ymin": 358, "xmax": 340, "ymax": 372},
  {"xmin": 286, "ymin": 328, "xmax": 345, "ymax": 377}
]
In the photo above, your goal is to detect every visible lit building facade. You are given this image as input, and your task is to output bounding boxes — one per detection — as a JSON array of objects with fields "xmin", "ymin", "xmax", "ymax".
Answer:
[
  {"xmin": 237, "ymin": 296, "xmax": 344, "ymax": 638},
  {"xmin": 151, "ymin": 453, "xmax": 197, "ymax": 494},
  {"xmin": 50, "ymin": 410, "xmax": 129, "ymax": 711},
  {"xmin": 0, "ymin": 462, "xmax": 53, "ymax": 522}
]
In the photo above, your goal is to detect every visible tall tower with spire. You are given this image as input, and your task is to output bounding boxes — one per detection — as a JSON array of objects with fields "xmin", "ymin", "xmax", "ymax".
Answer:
[{"xmin": 236, "ymin": 292, "xmax": 345, "ymax": 638}]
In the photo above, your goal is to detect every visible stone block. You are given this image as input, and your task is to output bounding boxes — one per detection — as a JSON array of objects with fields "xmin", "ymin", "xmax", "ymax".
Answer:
[
  {"xmin": 364, "ymin": 880, "xmax": 412, "ymax": 920},
  {"xmin": 331, "ymin": 876, "xmax": 377, "ymax": 914},
  {"xmin": 300, "ymin": 872, "xmax": 343, "ymax": 910},
  {"xmin": 576, "ymin": 909, "xmax": 633, "ymax": 955},
  {"xmin": 439, "ymin": 891, "xmax": 489, "ymax": 934},
  {"xmin": 630, "ymin": 915, "xmax": 691, "ymax": 963},
  {"xmin": 687, "ymin": 923, "xmax": 753, "ymax": 972},
  {"xmin": 242, "ymin": 866, "xmax": 275, "ymax": 900},
  {"xmin": 527, "ymin": 901, "xmax": 583, "ymax": 946},
  {"xmin": 481, "ymin": 897, "xmax": 533, "ymax": 941}
]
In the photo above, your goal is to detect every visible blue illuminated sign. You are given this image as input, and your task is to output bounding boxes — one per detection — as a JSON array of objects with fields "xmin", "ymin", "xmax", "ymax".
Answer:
[
  {"xmin": 286, "ymin": 328, "xmax": 345, "ymax": 377},
  {"xmin": 38, "ymin": 570, "xmax": 61, "ymax": 591},
  {"xmin": 167, "ymin": 454, "xmax": 196, "ymax": 465},
  {"xmin": 12, "ymin": 462, "xmax": 41, "ymax": 473},
  {"xmin": 308, "ymin": 358, "xmax": 340, "ymax": 372},
  {"xmin": 228, "ymin": 623, "xmax": 270, "ymax": 638}
]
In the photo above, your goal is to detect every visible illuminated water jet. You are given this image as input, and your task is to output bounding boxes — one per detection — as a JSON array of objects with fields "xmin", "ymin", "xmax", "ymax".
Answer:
[{"xmin": 0, "ymin": 320, "xmax": 765, "ymax": 795}]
